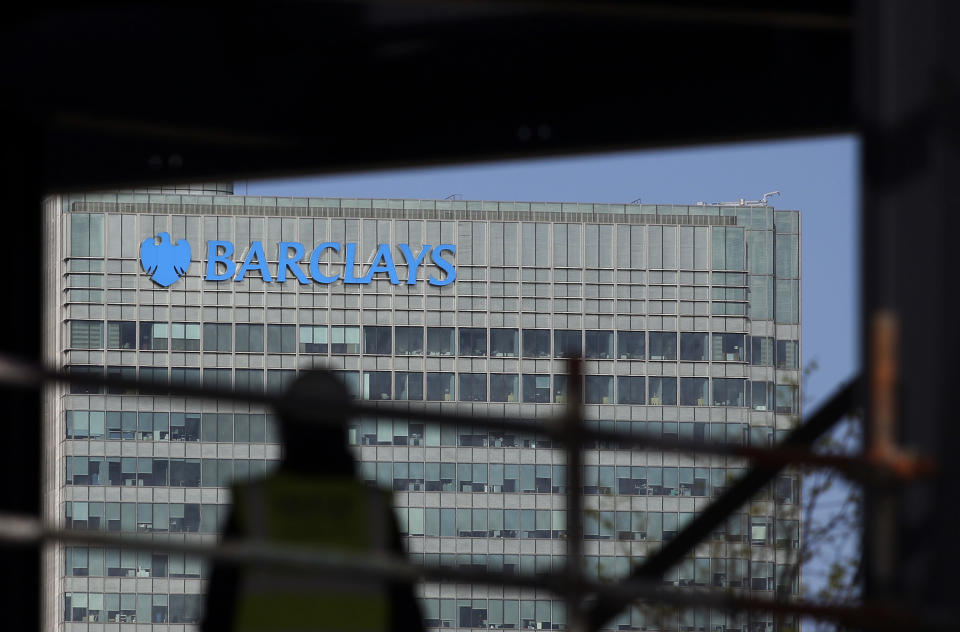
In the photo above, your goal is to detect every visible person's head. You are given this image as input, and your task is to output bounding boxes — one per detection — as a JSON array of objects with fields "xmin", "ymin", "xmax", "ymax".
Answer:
[{"xmin": 278, "ymin": 370, "xmax": 354, "ymax": 474}]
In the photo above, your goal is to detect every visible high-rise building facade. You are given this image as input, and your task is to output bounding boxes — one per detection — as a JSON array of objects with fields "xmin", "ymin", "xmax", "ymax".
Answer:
[{"xmin": 48, "ymin": 188, "xmax": 802, "ymax": 631}]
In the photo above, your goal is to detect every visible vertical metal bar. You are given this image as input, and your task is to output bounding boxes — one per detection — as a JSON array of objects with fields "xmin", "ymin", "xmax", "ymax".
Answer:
[
  {"xmin": 564, "ymin": 357, "xmax": 586, "ymax": 632},
  {"xmin": 859, "ymin": 0, "xmax": 960, "ymax": 620},
  {"xmin": 0, "ymin": 113, "xmax": 42, "ymax": 629}
]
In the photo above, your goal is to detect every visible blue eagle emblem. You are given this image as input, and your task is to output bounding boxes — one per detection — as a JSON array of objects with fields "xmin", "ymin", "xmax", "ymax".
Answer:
[{"xmin": 139, "ymin": 232, "xmax": 192, "ymax": 287}]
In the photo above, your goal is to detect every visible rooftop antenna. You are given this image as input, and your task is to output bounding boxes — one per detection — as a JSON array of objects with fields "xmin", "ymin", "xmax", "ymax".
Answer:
[
  {"xmin": 444, "ymin": 193, "xmax": 464, "ymax": 200},
  {"xmin": 630, "ymin": 198, "xmax": 642, "ymax": 204},
  {"xmin": 713, "ymin": 191, "xmax": 782, "ymax": 207},
  {"xmin": 761, "ymin": 190, "xmax": 781, "ymax": 205}
]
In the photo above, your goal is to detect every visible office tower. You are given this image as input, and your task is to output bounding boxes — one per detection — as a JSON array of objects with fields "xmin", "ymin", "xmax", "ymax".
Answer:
[{"xmin": 51, "ymin": 187, "xmax": 801, "ymax": 630}]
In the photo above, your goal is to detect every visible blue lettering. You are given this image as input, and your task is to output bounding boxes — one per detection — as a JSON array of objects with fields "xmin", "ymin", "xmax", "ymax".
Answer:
[
  {"xmin": 235, "ymin": 241, "xmax": 273, "ymax": 282},
  {"xmin": 398, "ymin": 244, "xmax": 431, "ymax": 285},
  {"xmin": 203, "ymin": 240, "xmax": 456, "ymax": 286},
  {"xmin": 361, "ymin": 244, "xmax": 401, "ymax": 284},
  {"xmin": 205, "ymin": 241, "xmax": 236, "ymax": 281},
  {"xmin": 342, "ymin": 243, "xmax": 365, "ymax": 284},
  {"xmin": 429, "ymin": 244, "xmax": 457, "ymax": 286},
  {"xmin": 308, "ymin": 242, "xmax": 341, "ymax": 284},
  {"xmin": 277, "ymin": 242, "xmax": 309, "ymax": 284}
]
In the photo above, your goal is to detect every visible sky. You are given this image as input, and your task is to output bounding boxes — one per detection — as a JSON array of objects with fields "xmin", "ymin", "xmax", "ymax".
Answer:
[{"xmin": 242, "ymin": 133, "xmax": 861, "ymax": 408}]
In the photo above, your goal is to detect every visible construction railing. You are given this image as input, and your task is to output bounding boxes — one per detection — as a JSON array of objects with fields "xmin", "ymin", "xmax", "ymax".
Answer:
[{"xmin": 0, "ymin": 352, "xmax": 941, "ymax": 631}]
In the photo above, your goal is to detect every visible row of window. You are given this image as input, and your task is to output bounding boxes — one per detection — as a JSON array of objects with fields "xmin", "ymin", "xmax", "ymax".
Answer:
[
  {"xmin": 64, "ymin": 593, "xmax": 200, "ymax": 625},
  {"xmin": 64, "ymin": 580, "xmax": 793, "ymax": 627},
  {"xmin": 66, "ymin": 366, "xmax": 800, "ymax": 412},
  {"xmin": 63, "ymin": 501, "xmax": 797, "ymax": 552},
  {"xmin": 64, "ymin": 290, "xmax": 758, "ymax": 320},
  {"xmin": 65, "ymin": 411, "xmax": 795, "ymax": 449},
  {"xmin": 69, "ymin": 321, "xmax": 799, "ymax": 367},
  {"xmin": 69, "ymin": 257, "xmax": 752, "ymax": 286},
  {"xmin": 62, "ymin": 546, "xmax": 796, "ymax": 597},
  {"xmin": 394, "ymin": 508, "xmax": 798, "ymax": 550},
  {"xmin": 350, "ymin": 419, "xmax": 791, "ymax": 449},
  {"xmin": 64, "ymin": 547, "xmax": 204, "ymax": 579},
  {"xmin": 362, "ymin": 463, "xmax": 797, "ymax": 503},
  {"xmin": 62, "ymin": 455, "xmax": 797, "ymax": 504},
  {"xmin": 64, "ymin": 457, "xmax": 279, "ymax": 488},
  {"xmin": 69, "ymin": 212, "xmax": 789, "ymax": 275},
  {"xmin": 65, "ymin": 411, "xmax": 279, "ymax": 442},
  {"xmin": 418, "ymin": 587, "xmax": 791, "ymax": 631},
  {"xmin": 64, "ymin": 501, "xmax": 226, "ymax": 534}
]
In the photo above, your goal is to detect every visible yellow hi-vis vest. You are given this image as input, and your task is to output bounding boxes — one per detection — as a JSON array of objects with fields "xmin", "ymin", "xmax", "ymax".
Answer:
[{"xmin": 231, "ymin": 475, "xmax": 391, "ymax": 632}]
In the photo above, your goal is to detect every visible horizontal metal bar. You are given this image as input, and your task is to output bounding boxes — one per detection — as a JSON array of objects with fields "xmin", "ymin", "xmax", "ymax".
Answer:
[
  {"xmin": 0, "ymin": 511, "xmax": 928, "ymax": 630},
  {"xmin": 0, "ymin": 354, "xmax": 870, "ymax": 471}
]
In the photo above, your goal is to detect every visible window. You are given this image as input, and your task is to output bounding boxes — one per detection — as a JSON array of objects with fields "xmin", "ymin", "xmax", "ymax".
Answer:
[
  {"xmin": 617, "ymin": 376, "xmax": 646, "ymax": 404},
  {"xmin": 585, "ymin": 331, "xmax": 614, "ymax": 359},
  {"xmin": 202, "ymin": 369, "xmax": 231, "ymax": 390},
  {"xmin": 713, "ymin": 378, "xmax": 746, "ymax": 406},
  {"xmin": 106, "ymin": 416, "xmax": 134, "ymax": 449},
  {"xmin": 70, "ymin": 321, "xmax": 103, "ymax": 349},
  {"xmin": 713, "ymin": 333, "xmax": 746, "ymax": 362},
  {"xmin": 427, "ymin": 373, "xmax": 456, "ymax": 401},
  {"xmin": 649, "ymin": 332, "xmax": 677, "ymax": 360},
  {"xmin": 202, "ymin": 324, "xmax": 231, "ymax": 352},
  {"xmin": 776, "ymin": 340, "xmax": 800, "ymax": 369},
  {"xmin": 617, "ymin": 331, "xmax": 645, "ymax": 359},
  {"xmin": 235, "ymin": 369, "xmax": 263, "ymax": 394},
  {"xmin": 776, "ymin": 279, "xmax": 800, "ymax": 323},
  {"xmin": 426, "ymin": 327, "xmax": 454, "ymax": 356},
  {"xmin": 267, "ymin": 325, "xmax": 296, "ymax": 353},
  {"xmin": 585, "ymin": 376, "xmax": 613, "ymax": 404},
  {"xmin": 70, "ymin": 213, "xmax": 104, "ymax": 257},
  {"xmin": 679, "ymin": 378, "xmax": 708, "ymax": 406},
  {"xmin": 490, "ymin": 329, "xmax": 518, "ymax": 357},
  {"xmin": 459, "ymin": 328, "xmax": 487, "ymax": 356},
  {"xmin": 554, "ymin": 330, "xmax": 581, "ymax": 357},
  {"xmin": 331, "ymin": 326, "xmax": 360, "ymax": 354},
  {"xmin": 139, "ymin": 367, "xmax": 167, "ymax": 388},
  {"xmin": 170, "ymin": 414, "xmax": 200, "ymax": 441},
  {"xmin": 170, "ymin": 368, "xmax": 200, "ymax": 388},
  {"xmin": 679, "ymin": 332, "xmax": 708, "ymax": 361},
  {"xmin": 139, "ymin": 323, "xmax": 168, "ymax": 350},
  {"xmin": 299, "ymin": 325, "xmax": 328, "ymax": 353},
  {"xmin": 711, "ymin": 226, "xmax": 745, "ymax": 270},
  {"xmin": 106, "ymin": 366, "xmax": 136, "ymax": 394},
  {"xmin": 363, "ymin": 371, "xmax": 392, "ymax": 400},
  {"xmin": 459, "ymin": 374, "xmax": 487, "ymax": 401},
  {"xmin": 776, "ymin": 384, "xmax": 799, "ymax": 414},
  {"xmin": 235, "ymin": 324, "xmax": 264, "ymax": 353},
  {"xmin": 395, "ymin": 327, "xmax": 423, "ymax": 355},
  {"xmin": 170, "ymin": 323, "xmax": 200, "ymax": 351},
  {"xmin": 522, "ymin": 375, "xmax": 551, "ymax": 403},
  {"xmin": 363, "ymin": 326, "xmax": 392, "ymax": 355},
  {"xmin": 107, "ymin": 321, "xmax": 136, "ymax": 349},
  {"xmin": 490, "ymin": 374, "xmax": 519, "ymax": 402},
  {"xmin": 648, "ymin": 377, "xmax": 676, "ymax": 405},
  {"xmin": 522, "ymin": 329, "xmax": 550, "ymax": 358},
  {"xmin": 267, "ymin": 369, "xmax": 296, "ymax": 393},
  {"xmin": 395, "ymin": 372, "xmax": 423, "ymax": 400},
  {"xmin": 333, "ymin": 371, "xmax": 360, "ymax": 398},
  {"xmin": 751, "ymin": 336, "xmax": 774, "ymax": 365},
  {"xmin": 751, "ymin": 381, "xmax": 774, "ymax": 410}
]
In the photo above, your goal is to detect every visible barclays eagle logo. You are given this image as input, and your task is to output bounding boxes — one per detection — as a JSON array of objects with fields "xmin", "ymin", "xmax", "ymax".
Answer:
[{"xmin": 140, "ymin": 232, "xmax": 191, "ymax": 287}]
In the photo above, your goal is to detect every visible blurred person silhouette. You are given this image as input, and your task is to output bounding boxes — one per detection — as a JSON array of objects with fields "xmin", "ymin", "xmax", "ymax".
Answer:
[{"xmin": 203, "ymin": 370, "xmax": 424, "ymax": 632}]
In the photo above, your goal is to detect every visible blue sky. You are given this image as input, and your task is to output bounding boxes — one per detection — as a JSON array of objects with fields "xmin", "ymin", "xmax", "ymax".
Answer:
[{"xmin": 243, "ymin": 134, "xmax": 861, "ymax": 406}]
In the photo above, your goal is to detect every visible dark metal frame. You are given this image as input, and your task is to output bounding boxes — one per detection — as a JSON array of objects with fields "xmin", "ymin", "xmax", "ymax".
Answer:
[{"xmin": 3, "ymin": 1, "xmax": 956, "ymax": 629}]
